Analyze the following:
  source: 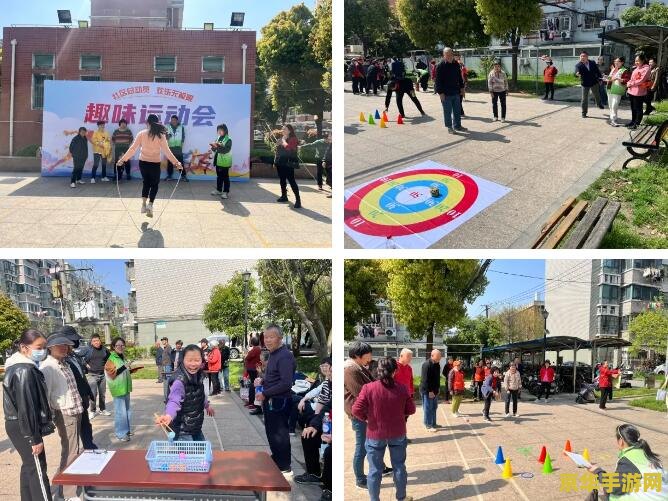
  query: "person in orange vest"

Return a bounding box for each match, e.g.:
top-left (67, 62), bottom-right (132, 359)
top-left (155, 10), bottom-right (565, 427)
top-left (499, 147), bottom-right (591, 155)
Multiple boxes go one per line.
top-left (448, 360), bottom-right (466, 417)
top-left (598, 360), bottom-right (619, 410)
top-left (542, 58), bottom-right (558, 100)
top-left (483, 359), bottom-right (492, 379)
top-left (537, 360), bottom-right (555, 403)
top-left (472, 359), bottom-right (485, 402)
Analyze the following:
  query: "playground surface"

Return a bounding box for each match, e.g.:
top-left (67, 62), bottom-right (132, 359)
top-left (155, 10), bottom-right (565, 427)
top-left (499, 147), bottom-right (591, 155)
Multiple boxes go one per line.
top-left (343, 392), bottom-right (668, 500)
top-left (0, 174), bottom-right (331, 248)
top-left (0, 379), bottom-right (321, 501)
top-left (344, 84), bottom-right (633, 249)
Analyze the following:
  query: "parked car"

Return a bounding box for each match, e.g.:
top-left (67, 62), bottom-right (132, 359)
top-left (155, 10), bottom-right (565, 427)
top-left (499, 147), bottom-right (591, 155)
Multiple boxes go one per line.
top-left (206, 334), bottom-right (241, 360)
top-left (654, 364), bottom-right (666, 375)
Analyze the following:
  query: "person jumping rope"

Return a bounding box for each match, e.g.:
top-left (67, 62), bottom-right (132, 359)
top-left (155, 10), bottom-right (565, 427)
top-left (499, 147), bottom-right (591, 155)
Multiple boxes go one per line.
top-left (116, 114), bottom-right (183, 218)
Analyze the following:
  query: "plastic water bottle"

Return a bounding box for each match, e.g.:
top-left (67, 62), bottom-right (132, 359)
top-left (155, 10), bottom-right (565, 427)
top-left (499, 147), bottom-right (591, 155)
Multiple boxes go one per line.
top-left (254, 385), bottom-right (263, 406)
top-left (322, 411), bottom-right (331, 434)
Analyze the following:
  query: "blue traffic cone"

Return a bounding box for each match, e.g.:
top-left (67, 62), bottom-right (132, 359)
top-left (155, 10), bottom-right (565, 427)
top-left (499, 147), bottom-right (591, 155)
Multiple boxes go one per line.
top-left (374, 109), bottom-right (381, 120)
top-left (495, 446), bottom-right (505, 465)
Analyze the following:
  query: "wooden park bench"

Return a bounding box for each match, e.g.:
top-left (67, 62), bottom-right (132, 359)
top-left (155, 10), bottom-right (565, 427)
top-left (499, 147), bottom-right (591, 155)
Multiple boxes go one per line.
top-left (532, 196), bottom-right (620, 249)
top-left (621, 120), bottom-right (668, 169)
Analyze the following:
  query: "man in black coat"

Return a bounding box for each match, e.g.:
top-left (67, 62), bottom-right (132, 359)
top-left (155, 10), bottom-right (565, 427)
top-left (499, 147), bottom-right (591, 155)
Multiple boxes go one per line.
top-left (68, 127), bottom-right (88, 187)
top-left (420, 349), bottom-right (442, 432)
top-left (434, 47), bottom-right (466, 133)
top-left (575, 51), bottom-right (603, 117)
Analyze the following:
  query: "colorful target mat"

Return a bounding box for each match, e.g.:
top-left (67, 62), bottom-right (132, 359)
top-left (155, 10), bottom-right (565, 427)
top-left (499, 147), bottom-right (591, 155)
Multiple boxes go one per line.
top-left (344, 160), bottom-right (511, 249)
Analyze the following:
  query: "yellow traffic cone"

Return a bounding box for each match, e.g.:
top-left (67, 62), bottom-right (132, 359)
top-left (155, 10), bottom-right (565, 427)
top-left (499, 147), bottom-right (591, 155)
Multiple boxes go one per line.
top-left (359, 112), bottom-right (365, 123)
top-left (582, 449), bottom-right (591, 463)
top-left (502, 458), bottom-right (512, 479)
top-left (380, 119), bottom-right (387, 128)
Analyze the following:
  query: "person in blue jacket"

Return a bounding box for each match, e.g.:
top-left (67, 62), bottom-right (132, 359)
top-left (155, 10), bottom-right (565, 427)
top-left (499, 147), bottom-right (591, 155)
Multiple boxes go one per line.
top-left (481, 366), bottom-right (501, 422)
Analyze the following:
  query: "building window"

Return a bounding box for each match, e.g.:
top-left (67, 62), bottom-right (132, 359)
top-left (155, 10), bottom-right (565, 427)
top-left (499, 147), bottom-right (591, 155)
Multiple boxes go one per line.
top-left (155, 56), bottom-right (177, 72)
top-left (81, 75), bottom-right (101, 81)
top-left (550, 48), bottom-right (573, 57)
top-left (154, 76), bottom-right (175, 83)
top-left (80, 55), bottom-right (102, 70)
top-left (599, 284), bottom-right (619, 302)
top-left (583, 11), bottom-right (604, 30)
top-left (202, 56), bottom-right (224, 72)
top-left (32, 74), bottom-right (54, 109)
top-left (602, 259), bottom-right (621, 273)
top-left (33, 54), bottom-right (54, 69)
top-left (623, 285), bottom-right (660, 301)
top-left (202, 78), bottom-right (223, 84)
top-left (598, 315), bottom-right (619, 335)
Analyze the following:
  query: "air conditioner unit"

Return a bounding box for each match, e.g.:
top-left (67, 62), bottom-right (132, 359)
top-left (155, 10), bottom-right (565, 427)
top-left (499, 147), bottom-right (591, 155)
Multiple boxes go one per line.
top-left (385, 328), bottom-right (395, 337)
top-left (561, 31), bottom-right (571, 39)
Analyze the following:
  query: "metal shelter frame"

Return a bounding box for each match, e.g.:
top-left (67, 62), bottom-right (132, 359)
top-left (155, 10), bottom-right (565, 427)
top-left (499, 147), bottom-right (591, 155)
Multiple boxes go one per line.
top-left (482, 335), bottom-right (631, 393)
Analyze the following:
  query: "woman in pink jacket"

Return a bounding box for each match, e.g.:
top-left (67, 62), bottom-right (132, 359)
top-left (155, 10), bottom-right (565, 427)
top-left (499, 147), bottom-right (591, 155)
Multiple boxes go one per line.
top-left (117, 114), bottom-right (183, 218)
top-left (626, 53), bottom-right (651, 129)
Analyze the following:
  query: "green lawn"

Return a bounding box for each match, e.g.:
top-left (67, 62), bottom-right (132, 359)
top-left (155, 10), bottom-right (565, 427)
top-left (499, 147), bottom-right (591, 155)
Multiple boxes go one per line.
top-left (131, 356), bottom-right (322, 389)
top-left (578, 163), bottom-right (668, 248)
top-left (609, 387), bottom-right (656, 399)
top-left (629, 395), bottom-right (667, 413)
top-left (467, 73), bottom-right (580, 96)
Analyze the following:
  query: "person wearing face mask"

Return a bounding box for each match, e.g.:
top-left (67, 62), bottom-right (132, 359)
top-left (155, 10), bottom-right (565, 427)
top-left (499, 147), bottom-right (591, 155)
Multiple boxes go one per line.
top-left (39, 333), bottom-right (84, 501)
top-left (155, 345), bottom-right (215, 441)
top-left (3, 329), bottom-right (55, 501)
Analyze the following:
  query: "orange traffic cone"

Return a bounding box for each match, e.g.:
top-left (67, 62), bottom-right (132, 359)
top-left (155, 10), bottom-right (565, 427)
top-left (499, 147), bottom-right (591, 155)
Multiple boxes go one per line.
top-left (382, 111), bottom-right (389, 122)
top-left (502, 458), bottom-right (512, 479)
top-left (538, 446), bottom-right (547, 464)
top-left (359, 112), bottom-right (365, 122)
top-left (563, 440), bottom-right (572, 456)
top-left (397, 115), bottom-right (404, 125)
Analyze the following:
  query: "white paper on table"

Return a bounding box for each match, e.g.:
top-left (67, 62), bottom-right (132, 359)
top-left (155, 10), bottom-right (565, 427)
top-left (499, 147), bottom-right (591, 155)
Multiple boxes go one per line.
top-left (64, 450), bottom-right (115, 475)
top-left (565, 451), bottom-right (592, 469)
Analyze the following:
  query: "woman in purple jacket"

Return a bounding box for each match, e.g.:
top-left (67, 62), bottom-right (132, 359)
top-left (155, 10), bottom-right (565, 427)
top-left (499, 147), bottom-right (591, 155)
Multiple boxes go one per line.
top-left (352, 357), bottom-right (416, 501)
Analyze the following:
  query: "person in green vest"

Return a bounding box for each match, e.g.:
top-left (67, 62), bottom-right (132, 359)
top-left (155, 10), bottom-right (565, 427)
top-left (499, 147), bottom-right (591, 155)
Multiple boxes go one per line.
top-left (104, 337), bottom-right (140, 442)
top-left (210, 124), bottom-right (233, 199)
top-left (165, 115), bottom-right (188, 182)
top-left (586, 424), bottom-right (667, 500)
top-left (607, 56), bottom-right (631, 127)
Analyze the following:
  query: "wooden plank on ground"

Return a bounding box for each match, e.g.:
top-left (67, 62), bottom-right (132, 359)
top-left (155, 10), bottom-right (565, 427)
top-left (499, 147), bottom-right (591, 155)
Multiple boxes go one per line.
top-left (583, 201), bottom-right (621, 249)
top-left (563, 197), bottom-right (608, 248)
top-left (539, 200), bottom-right (588, 249)
top-left (531, 197), bottom-right (576, 249)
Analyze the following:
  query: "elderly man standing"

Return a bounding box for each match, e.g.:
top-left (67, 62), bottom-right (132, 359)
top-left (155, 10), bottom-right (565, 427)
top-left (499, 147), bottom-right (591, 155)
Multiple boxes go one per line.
top-left (420, 349), bottom-right (442, 432)
top-left (394, 348), bottom-right (415, 442)
top-left (435, 47), bottom-right (467, 134)
top-left (255, 324), bottom-right (296, 474)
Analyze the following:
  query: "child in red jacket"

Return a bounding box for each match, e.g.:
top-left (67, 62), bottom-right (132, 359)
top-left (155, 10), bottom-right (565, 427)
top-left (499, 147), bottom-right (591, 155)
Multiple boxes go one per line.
top-left (537, 360), bottom-right (555, 403)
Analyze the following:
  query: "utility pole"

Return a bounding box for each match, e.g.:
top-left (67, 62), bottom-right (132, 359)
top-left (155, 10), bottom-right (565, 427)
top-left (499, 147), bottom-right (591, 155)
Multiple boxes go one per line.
top-left (484, 304), bottom-right (490, 319)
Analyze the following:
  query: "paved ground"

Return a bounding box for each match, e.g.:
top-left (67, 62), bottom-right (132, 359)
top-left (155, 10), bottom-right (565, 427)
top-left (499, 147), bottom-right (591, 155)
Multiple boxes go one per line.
top-left (0, 379), bottom-right (322, 500)
top-left (344, 84), bottom-right (633, 248)
top-left (0, 175), bottom-right (331, 248)
top-left (344, 392), bottom-right (668, 500)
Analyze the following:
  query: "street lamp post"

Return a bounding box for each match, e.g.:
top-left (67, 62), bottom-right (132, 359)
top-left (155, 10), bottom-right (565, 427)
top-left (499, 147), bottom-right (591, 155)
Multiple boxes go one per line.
top-left (601, 0), bottom-right (612, 61)
top-left (542, 306), bottom-right (549, 363)
top-left (242, 271), bottom-right (251, 352)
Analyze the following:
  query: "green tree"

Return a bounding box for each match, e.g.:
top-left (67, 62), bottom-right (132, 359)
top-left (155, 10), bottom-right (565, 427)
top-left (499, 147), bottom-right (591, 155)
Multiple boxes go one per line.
top-left (621, 3), bottom-right (668, 27)
top-left (380, 260), bottom-right (489, 354)
top-left (254, 65), bottom-right (280, 127)
top-left (628, 310), bottom-right (668, 358)
top-left (396, 0), bottom-right (488, 51)
top-left (454, 316), bottom-right (503, 348)
top-left (257, 260), bottom-right (331, 357)
top-left (367, 14), bottom-right (415, 58)
top-left (202, 273), bottom-right (263, 345)
top-left (475, 0), bottom-right (542, 88)
top-left (344, 0), bottom-right (392, 56)
top-left (344, 260), bottom-right (387, 340)
top-left (0, 293), bottom-right (30, 353)
top-left (257, 4), bottom-right (327, 132)
top-left (310, 0), bottom-right (332, 91)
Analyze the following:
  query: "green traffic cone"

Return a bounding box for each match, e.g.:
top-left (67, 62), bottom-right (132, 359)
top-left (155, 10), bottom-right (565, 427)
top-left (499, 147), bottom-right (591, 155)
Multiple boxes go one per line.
top-left (368, 114), bottom-right (375, 125)
top-left (542, 453), bottom-right (554, 474)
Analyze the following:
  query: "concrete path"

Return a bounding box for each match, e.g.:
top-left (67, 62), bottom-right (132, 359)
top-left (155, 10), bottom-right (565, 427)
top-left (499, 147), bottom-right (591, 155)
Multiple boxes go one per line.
top-left (0, 379), bottom-right (322, 500)
top-left (344, 392), bottom-right (668, 500)
top-left (0, 175), bottom-right (331, 248)
top-left (344, 84), bottom-right (632, 248)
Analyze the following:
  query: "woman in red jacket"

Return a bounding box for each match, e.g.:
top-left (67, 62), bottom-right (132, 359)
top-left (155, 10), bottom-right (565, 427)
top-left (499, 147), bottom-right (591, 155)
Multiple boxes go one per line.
top-left (352, 357), bottom-right (416, 501)
top-left (597, 360), bottom-right (619, 410)
top-left (245, 337), bottom-right (262, 412)
top-left (207, 342), bottom-right (222, 396)
top-left (537, 360), bottom-right (555, 403)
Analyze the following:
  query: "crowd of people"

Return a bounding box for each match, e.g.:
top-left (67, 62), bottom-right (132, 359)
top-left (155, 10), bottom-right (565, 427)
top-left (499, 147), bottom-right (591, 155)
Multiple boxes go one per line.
top-left (3, 325), bottom-right (331, 501)
top-left (345, 341), bottom-right (668, 500)
top-left (349, 47), bottom-right (663, 135)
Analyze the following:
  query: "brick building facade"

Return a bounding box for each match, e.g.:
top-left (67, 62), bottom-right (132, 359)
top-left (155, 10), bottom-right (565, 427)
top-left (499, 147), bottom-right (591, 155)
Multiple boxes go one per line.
top-left (0, 26), bottom-right (256, 156)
